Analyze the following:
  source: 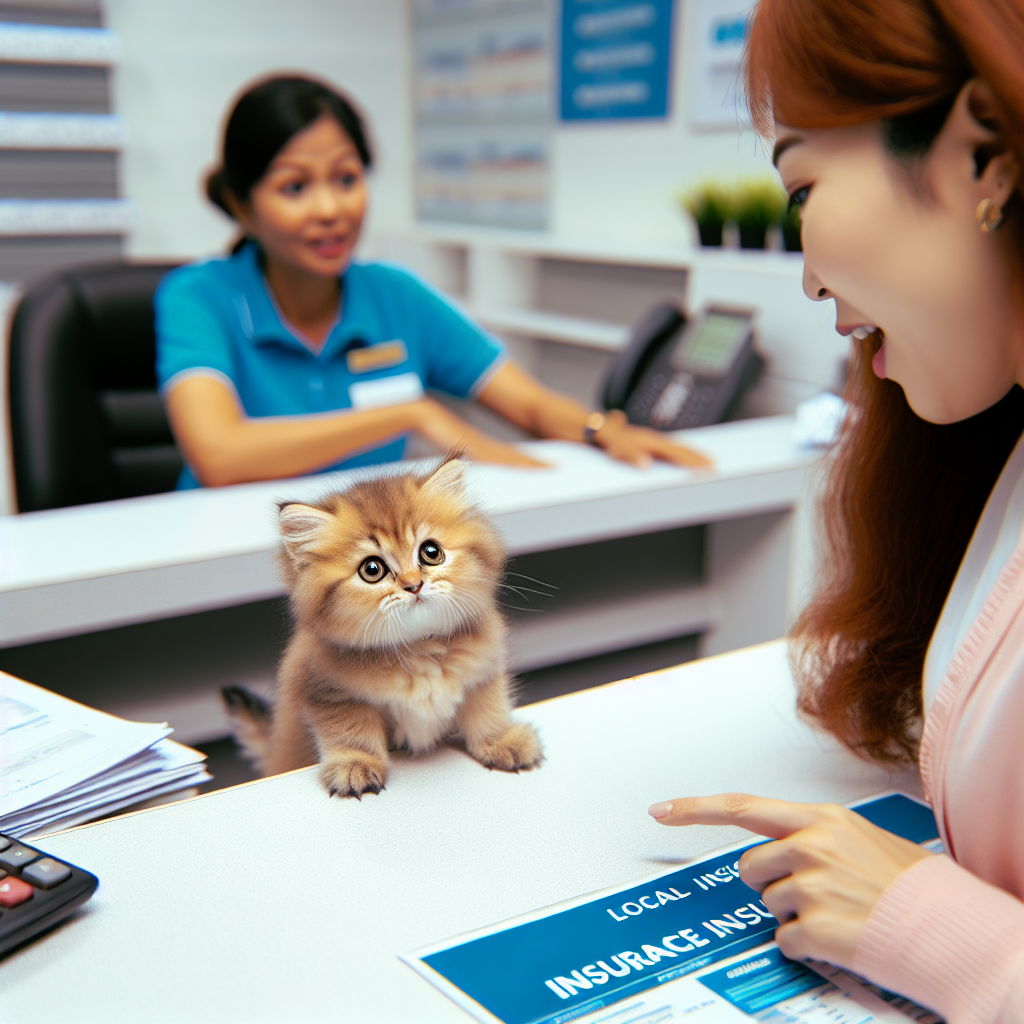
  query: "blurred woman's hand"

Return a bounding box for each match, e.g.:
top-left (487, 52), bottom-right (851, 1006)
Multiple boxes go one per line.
top-left (647, 793), bottom-right (932, 967)
top-left (477, 363), bottom-right (713, 469)
top-left (414, 398), bottom-right (548, 468)
top-left (594, 413), bottom-right (713, 469)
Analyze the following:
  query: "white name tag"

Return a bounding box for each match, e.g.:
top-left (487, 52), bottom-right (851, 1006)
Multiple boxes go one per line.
top-left (348, 371), bottom-right (425, 410)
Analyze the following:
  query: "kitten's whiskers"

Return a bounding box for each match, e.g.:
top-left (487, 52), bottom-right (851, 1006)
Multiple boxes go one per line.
top-left (499, 582), bottom-right (553, 600)
top-left (506, 571), bottom-right (559, 591)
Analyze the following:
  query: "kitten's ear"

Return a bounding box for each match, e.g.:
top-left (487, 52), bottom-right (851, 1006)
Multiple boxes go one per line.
top-left (420, 458), bottom-right (468, 501)
top-left (278, 503), bottom-right (333, 559)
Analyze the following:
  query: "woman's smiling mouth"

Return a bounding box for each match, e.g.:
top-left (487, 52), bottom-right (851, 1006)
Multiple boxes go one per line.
top-left (308, 236), bottom-right (348, 259)
top-left (836, 322), bottom-right (882, 339)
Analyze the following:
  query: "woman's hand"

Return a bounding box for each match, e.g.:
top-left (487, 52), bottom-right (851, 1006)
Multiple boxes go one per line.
top-left (165, 379), bottom-right (544, 485)
top-left (477, 364), bottom-right (713, 469)
top-left (594, 414), bottom-right (713, 469)
top-left (648, 793), bottom-right (933, 967)
top-left (413, 398), bottom-right (548, 468)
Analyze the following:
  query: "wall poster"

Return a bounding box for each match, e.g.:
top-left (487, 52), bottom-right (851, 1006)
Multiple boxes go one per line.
top-left (559, 0), bottom-right (675, 122)
top-left (412, 0), bottom-right (553, 230)
top-left (687, 0), bottom-right (755, 130)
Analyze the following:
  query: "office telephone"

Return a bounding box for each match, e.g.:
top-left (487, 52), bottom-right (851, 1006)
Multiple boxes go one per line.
top-left (601, 304), bottom-right (764, 430)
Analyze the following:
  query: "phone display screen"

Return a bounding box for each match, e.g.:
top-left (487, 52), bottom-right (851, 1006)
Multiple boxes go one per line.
top-left (676, 313), bottom-right (751, 376)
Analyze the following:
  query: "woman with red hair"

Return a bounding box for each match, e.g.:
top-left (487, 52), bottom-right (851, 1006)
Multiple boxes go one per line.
top-left (649, 1), bottom-right (1023, 1019)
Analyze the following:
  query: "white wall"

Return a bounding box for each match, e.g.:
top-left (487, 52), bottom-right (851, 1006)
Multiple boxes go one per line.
top-left (107, 0), bottom-right (773, 261)
top-left (105, 0), bottom-right (413, 261)
top-left (549, 0), bottom-right (771, 248)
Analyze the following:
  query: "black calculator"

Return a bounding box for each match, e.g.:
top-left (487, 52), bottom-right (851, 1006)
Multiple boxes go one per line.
top-left (0, 833), bottom-right (98, 957)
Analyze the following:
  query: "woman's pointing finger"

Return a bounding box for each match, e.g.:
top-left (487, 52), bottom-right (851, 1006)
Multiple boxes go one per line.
top-left (647, 793), bottom-right (828, 839)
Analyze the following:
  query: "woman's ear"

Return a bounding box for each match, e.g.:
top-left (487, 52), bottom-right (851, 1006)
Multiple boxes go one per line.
top-left (940, 79), bottom-right (1020, 213)
top-left (967, 81), bottom-right (1020, 203)
top-left (278, 503), bottom-right (333, 560)
top-left (224, 189), bottom-right (257, 236)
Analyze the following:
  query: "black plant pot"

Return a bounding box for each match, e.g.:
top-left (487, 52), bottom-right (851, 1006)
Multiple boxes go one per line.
top-left (697, 221), bottom-right (723, 246)
top-left (738, 223), bottom-right (767, 249)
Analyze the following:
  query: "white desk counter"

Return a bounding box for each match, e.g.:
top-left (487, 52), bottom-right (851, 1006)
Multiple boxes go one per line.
top-left (0, 642), bottom-right (920, 1024)
top-left (0, 417), bottom-right (816, 656)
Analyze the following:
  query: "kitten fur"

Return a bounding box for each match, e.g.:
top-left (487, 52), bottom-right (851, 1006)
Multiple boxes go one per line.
top-left (223, 456), bottom-right (543, 798)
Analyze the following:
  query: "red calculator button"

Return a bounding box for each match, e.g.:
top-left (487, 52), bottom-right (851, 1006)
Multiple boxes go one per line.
top-left (0, 876), bottom-right (34, 909)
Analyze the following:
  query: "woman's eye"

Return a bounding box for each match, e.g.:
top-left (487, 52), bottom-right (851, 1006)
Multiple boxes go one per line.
top-left (419, 541), bottom-right (445, 566)
top-left (280, 180), bottom-right (306, 196)
top-left (358, 557), bottom-right (390, 583)
top-left (787, 185), bottom-right (810, 215)
top-left (336, 172), bottom-right (358, 188)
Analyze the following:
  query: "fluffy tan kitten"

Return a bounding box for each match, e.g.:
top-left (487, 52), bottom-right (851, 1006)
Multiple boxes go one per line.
top-left (223, 456), bottom-right (542, 798)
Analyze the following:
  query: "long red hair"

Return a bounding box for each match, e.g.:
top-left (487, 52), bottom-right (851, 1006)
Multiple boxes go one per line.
top-left (746, 0), bottom-right (1024, 762)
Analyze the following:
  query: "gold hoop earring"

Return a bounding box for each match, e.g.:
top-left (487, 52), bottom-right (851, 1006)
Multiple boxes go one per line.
top-left (976, 198), bottom-right (1004, 232)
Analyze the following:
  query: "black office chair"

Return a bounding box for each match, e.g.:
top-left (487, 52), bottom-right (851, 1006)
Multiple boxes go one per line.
top-left (9, 262), bottom-right (183, 512)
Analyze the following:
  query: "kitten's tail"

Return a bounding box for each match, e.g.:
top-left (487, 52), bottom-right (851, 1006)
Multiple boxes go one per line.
top-left (221, 686), bottom-right (273, 769)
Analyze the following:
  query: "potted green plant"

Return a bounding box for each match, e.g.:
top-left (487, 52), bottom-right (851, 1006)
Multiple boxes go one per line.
top-left (733, 177), bottom-right (787, 249)
top-left (679, 181), bottom-right (735, 247)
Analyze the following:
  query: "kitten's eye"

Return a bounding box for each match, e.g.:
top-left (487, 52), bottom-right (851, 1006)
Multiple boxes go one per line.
top-left (419, 540), bottom-right (445, 566)
top-left (358, 557), bottom-right (390, 583)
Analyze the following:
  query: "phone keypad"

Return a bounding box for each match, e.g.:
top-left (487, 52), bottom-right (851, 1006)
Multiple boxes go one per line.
top-left (630, 370), bottom-right (720, 431)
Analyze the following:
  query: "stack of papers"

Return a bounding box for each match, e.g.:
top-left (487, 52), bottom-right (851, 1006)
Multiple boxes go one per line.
top-left (1, 672), bottom-right (211, 838)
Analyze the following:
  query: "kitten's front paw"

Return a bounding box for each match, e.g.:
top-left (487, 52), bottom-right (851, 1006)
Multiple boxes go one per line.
top-left (470, 721), bottom-right (543, 773)
top-left (320, 752), bottom-right (388, 799)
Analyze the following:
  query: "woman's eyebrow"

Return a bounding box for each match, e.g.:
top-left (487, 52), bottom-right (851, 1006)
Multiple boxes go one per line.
top-left (273, 149), bottom-right (359, 172)
top-left (772, 135), bottom-right (803, 167)
top-left (268, 158), bottom-right (313, 173)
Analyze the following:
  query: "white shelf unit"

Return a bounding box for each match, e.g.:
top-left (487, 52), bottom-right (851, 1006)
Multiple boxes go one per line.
top-left (0, 110), bottom-right (126, 148)
top-left (0, 2), bottom-right (130, 515)
top-left (364, 226), bottom-right (849, 419)
top-left (471, 305), bottom-right (629, 352)
top-left (0, 7), bottom-right (126, 252)
top-left (0, 196), bottom-right (137, 233)
top-left (0, 21), bottom-right (118, 64)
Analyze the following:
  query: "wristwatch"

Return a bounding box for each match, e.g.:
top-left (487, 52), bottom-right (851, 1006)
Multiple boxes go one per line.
top-left (583, 410), bottom-right (625, 446)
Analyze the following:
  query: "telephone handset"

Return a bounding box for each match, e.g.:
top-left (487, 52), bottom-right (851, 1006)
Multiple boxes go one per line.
top-left (601, 303), bottom-right (764, 430)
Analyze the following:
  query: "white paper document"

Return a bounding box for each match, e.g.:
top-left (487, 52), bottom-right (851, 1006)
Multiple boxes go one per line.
top-left (1, 673), bottom-right (211, 837)
top-left (403, 793), bottom-right (943, 1024)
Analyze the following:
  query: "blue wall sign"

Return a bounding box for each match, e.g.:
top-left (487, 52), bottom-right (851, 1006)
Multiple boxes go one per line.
top-left (559, 0), bottom-right (675, 121)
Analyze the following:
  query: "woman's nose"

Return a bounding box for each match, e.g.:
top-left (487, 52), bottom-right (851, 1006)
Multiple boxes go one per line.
top-left (311, 182), bottom-right (344, 221)
top-left (803, 263), bottom-right (830, 301)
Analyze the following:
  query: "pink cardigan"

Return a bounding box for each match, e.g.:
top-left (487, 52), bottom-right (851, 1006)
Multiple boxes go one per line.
top-left (853, 524), bottom-right (1024, 1022)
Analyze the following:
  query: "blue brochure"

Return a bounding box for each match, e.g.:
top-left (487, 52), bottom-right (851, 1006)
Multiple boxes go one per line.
top-left (402, 792), bottom-right (943, 1024)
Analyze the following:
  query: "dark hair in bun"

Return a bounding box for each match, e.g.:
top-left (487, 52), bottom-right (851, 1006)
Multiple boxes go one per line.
top-left (205, 74), bottom-right (373, 218)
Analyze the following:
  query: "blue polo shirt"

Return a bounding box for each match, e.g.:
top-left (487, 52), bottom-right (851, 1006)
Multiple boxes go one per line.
top-left (155, 243), bottom-right (506, 488)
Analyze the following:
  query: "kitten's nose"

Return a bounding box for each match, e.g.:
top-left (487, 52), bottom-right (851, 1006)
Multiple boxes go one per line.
top-left (400, 577), bottom-right (423, 594)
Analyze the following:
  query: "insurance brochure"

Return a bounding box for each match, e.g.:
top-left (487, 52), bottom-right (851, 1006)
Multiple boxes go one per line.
top-left (402, 792), bottom-right (944, 1024)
